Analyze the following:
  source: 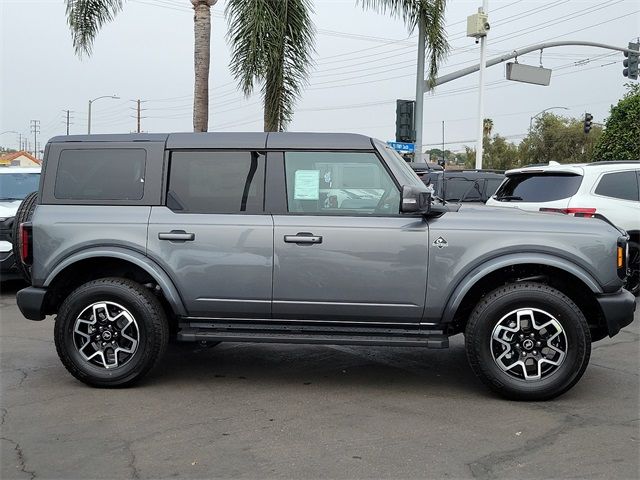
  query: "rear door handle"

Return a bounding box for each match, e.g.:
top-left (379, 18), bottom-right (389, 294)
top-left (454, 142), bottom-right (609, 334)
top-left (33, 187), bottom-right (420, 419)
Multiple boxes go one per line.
top-left (284, 232), bottom-right (323, 244)
top-left (158, 230), bottom-right (195, 242)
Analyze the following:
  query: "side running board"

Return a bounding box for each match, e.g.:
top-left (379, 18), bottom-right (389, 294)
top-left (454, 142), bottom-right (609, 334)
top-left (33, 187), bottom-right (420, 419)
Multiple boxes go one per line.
top-left (176, 320), bottom-right (449, 349)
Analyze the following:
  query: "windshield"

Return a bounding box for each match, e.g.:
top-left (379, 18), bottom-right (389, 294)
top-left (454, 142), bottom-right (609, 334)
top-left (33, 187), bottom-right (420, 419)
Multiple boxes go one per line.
top-left (0, 173), bottom-right (40, 200)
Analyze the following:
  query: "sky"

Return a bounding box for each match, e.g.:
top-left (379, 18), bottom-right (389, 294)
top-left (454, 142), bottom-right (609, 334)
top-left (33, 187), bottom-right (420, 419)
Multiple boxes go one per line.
top-left (1, 0), bottom-right (639, 154)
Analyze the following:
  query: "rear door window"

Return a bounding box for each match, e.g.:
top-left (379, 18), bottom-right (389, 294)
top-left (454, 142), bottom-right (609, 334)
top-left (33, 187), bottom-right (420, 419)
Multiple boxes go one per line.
top-left (494, 173), bottom-right (582, 202)
top-left (594, 171), bottom-right (639, 201)
top-left (167, 151), bottom-right (265, 213)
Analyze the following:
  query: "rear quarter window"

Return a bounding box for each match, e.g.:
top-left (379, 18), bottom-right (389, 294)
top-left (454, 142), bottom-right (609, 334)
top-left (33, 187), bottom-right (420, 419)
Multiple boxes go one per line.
top-left (54, 149), bottom-right (146, 200)
top-left (494, 173), bottom-right (582, 202)
top-left (594, 171), bottom-right (639, 201)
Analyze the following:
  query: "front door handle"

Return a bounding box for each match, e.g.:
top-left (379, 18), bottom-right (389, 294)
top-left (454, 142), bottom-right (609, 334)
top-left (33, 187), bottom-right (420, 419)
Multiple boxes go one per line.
top-left (158, 230), bottom-right (195, 242)
top-left (284, 232), bottom-right (323, 245)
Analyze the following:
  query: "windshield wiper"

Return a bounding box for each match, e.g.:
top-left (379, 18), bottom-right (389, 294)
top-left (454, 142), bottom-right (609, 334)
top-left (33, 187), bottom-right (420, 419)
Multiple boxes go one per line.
top-left (495, 195), bottom-right (523, 201)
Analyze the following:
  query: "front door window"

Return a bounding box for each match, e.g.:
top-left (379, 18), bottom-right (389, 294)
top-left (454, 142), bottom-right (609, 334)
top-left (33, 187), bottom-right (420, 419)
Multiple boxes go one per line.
top-left (284, 151), bottom-right (400, 215)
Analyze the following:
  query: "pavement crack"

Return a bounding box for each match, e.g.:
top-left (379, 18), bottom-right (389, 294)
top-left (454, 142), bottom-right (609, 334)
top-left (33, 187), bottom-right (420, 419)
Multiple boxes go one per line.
top-left (1, 437), bottom-right (37, 480)
top-left (467, 414), bottom-right (584, 480)
top-left (591, 361), bottom-right (639, 377)
top-left (123, 440), bottom-right (141, 479)
top-left (1, 407), bottom-right (7, 426)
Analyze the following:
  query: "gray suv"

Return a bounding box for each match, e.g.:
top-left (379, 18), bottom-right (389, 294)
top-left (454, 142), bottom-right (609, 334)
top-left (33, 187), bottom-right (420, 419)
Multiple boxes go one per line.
top-left (16, 133), bottom-right (636, 400)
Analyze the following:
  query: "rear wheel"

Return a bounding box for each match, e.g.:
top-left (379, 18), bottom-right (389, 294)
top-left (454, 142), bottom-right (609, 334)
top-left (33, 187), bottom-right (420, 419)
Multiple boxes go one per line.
top-left (11, 191), bottom-right (38, 283)
top-left (465, 282), bottom-right (591, 401)
top-left (54, 278), bottom-right (169, 387)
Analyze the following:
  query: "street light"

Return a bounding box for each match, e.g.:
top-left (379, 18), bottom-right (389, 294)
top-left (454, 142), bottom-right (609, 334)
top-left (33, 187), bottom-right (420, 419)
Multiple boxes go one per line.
top-left (87, 95), bottom-right (120, 134)
top-left (529, 106), bottom-right (569, 132)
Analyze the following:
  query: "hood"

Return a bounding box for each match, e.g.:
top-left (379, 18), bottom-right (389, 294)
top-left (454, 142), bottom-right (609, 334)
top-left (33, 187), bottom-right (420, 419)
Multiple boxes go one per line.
top-left (0, 200), bottom-right (22, 219)
top-left (453, 202), bottom-right (624, 236)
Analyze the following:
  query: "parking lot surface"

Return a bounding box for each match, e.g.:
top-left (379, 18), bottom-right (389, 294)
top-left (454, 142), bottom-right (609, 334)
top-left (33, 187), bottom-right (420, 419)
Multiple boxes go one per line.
top-left (1, 280), bottom-right (638, 480)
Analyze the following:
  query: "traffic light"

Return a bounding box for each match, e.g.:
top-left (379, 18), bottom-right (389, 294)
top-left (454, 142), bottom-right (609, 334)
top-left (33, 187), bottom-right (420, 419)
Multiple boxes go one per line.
top-left (623, 42), bottom-right (639, 80)
top-left (583, 113), bottom-right (593, 134)
top-left (395, 100), bottom-right (416, 143)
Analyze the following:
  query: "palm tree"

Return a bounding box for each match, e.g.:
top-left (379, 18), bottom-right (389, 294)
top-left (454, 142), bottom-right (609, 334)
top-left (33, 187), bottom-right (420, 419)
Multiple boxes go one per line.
top-left (64, 0), bottom-right (216, 132)
top-left (226, 0), bottom-right (315, 132)
top-left (359, 0), bottom-right (449, 88)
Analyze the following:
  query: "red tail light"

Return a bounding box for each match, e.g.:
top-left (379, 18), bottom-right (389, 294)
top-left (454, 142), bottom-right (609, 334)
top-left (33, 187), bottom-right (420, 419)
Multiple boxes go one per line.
top-left (19, 223), bottom-right (32, 264)
top-left (539, 207), bottom-right (597, 218)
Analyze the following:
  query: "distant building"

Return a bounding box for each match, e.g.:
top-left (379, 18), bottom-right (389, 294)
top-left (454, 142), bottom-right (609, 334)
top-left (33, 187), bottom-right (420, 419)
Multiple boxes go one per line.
top-left (0, 151), bottom-right (41, 167)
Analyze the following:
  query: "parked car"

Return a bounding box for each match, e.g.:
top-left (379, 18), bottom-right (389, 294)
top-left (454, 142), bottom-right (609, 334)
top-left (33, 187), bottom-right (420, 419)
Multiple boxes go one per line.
top-left (15, 133), bottom-right (635, 400)
top-left (411, 166), bottom-right (504, 203)
top-left (0, 166), bottom-right (40, 280)
top-left (486, 161), bottom-right (640, 294)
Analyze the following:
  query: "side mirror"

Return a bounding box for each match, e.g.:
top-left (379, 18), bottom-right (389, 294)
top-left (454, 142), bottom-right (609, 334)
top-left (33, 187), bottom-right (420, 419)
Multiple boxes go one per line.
top-left (401, 185), bottom-right (432, 214)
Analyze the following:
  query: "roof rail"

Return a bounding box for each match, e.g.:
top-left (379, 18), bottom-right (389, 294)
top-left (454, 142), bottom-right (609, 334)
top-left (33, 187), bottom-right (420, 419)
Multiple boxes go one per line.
top-left (584, 160), bottom-right (640, 166)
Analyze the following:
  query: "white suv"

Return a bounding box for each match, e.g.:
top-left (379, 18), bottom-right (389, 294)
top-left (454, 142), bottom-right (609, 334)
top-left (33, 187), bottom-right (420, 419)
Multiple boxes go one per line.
top-left (0, 167), bottom-right (41, 279)
top-left (486, 161), bottom-right (640, 294)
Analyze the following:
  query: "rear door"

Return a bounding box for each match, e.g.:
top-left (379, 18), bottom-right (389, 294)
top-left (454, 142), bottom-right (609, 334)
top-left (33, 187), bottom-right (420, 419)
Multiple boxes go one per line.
top-left (587, 169), bottom-right (640, 230)
top-left (271, 150), bottom-right (429, 324)
top-left (147, 150), bottom-right (273, 318)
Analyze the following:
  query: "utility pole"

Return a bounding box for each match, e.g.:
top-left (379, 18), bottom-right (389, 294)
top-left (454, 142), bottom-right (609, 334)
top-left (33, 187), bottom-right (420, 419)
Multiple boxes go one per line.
top-left (475, 0), bottom-right (489, 169)
top-left (63, 110), bottom-right (74, 135)
top-left (130, 99), bottom-right (147, 133)
top-left (441, 121), bottom-right (445, 168)
top-left (414, 20), bottom-right (426, 161)
top-left (18, 133), bottom-right (23, 151)
top-left (30, 120), bottom-right (40, 159)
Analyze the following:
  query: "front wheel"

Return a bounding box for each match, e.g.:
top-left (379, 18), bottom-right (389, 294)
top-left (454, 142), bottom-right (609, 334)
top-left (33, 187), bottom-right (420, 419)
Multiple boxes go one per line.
top-left (465, 282), bottom-right (591, 401)
top-left (54, 278), bottom-right (169, 387)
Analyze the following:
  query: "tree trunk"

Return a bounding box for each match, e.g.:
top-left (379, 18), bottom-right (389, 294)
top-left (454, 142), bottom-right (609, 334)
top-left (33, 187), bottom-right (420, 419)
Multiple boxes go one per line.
top-left (192, 0), bottom-right (216, 132)
top-left (263, 76), bottom-right (281, 132)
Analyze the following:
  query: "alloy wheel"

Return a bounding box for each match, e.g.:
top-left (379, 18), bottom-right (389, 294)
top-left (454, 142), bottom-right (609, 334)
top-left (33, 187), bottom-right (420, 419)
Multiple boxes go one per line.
top-left (490, 308), bottom-right (568, 381)
top-left (72, 301), bottom-right (139, 369)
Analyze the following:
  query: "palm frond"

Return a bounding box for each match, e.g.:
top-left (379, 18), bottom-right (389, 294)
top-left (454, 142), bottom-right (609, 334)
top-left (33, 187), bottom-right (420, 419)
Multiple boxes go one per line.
top-left (65, 0), bottom-right (124, 57)
top-left (358, 0), bottom-right (449, 88)
top-left (226, 0), bottom-right (315, 131)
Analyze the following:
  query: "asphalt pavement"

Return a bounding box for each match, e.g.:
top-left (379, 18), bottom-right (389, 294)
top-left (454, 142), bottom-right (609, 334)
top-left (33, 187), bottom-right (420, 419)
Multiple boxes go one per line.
top-left (1, 280), bottom-right (638, 479)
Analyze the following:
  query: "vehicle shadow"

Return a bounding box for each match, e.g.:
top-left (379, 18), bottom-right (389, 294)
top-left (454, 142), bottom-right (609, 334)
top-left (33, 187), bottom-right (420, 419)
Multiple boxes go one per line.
top-left (148, 338), bottom-right (490, 397)
top-left (0, 279), bottom-right (27, 296)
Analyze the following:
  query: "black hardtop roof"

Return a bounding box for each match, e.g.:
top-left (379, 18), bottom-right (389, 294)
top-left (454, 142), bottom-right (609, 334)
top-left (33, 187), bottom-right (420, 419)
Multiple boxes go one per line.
top-left (49, 132), bottom-right (375, 150)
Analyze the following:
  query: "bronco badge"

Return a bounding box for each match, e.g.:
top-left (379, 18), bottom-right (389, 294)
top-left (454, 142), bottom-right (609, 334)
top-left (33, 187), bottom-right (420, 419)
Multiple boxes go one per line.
top-left (433, 236), bottom-right (448, 249)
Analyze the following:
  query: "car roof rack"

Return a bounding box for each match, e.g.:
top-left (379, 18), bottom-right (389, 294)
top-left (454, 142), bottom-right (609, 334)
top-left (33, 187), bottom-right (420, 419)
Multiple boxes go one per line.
top-left (584, 160), bottom-right (640, 166)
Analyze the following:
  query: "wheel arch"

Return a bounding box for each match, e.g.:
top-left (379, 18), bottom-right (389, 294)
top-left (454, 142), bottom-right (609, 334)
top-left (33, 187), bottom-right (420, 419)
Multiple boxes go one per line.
top-left (443, 254), bottom-right (607, 340)
top-left (43, 247), bottom-right (187, 317)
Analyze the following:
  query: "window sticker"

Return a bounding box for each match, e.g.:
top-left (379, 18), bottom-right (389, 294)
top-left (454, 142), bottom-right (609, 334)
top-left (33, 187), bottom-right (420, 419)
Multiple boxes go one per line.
top-left (294, 170), bottom-right (320, 200)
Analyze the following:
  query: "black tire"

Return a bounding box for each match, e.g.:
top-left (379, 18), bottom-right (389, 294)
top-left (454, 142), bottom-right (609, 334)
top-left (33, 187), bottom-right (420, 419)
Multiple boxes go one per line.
top-left (11, 191), bottom-right (38, 283)
top-left (625, 240), bottom-right (639, 296)
top-left (465, 282), bottom-right (591, 401)
top-left (54, 278), bottom-right (169, 387)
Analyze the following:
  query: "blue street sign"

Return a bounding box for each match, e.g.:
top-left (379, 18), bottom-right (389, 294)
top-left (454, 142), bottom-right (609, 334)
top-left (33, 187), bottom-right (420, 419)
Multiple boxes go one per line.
top-left (387, 141), bottom-right (415, 153)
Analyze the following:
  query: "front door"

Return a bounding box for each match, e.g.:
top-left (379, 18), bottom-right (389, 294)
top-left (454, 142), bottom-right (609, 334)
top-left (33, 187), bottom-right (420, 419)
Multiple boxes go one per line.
top-left (272, 150), bottom-right (429, 323)
top-left (147, 150), bottom-right (273, 318)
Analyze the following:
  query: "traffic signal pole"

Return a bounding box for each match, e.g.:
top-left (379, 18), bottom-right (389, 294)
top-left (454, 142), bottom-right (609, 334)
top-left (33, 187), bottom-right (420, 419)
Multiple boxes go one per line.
top-left (424, 41), bottom-right (638, 93)
top-left (414, 19), bottom-right (426, 161)
top-left (420, 40), bottom-right (638, 169)
top-left (475, 0), bottom-right (489, 170)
